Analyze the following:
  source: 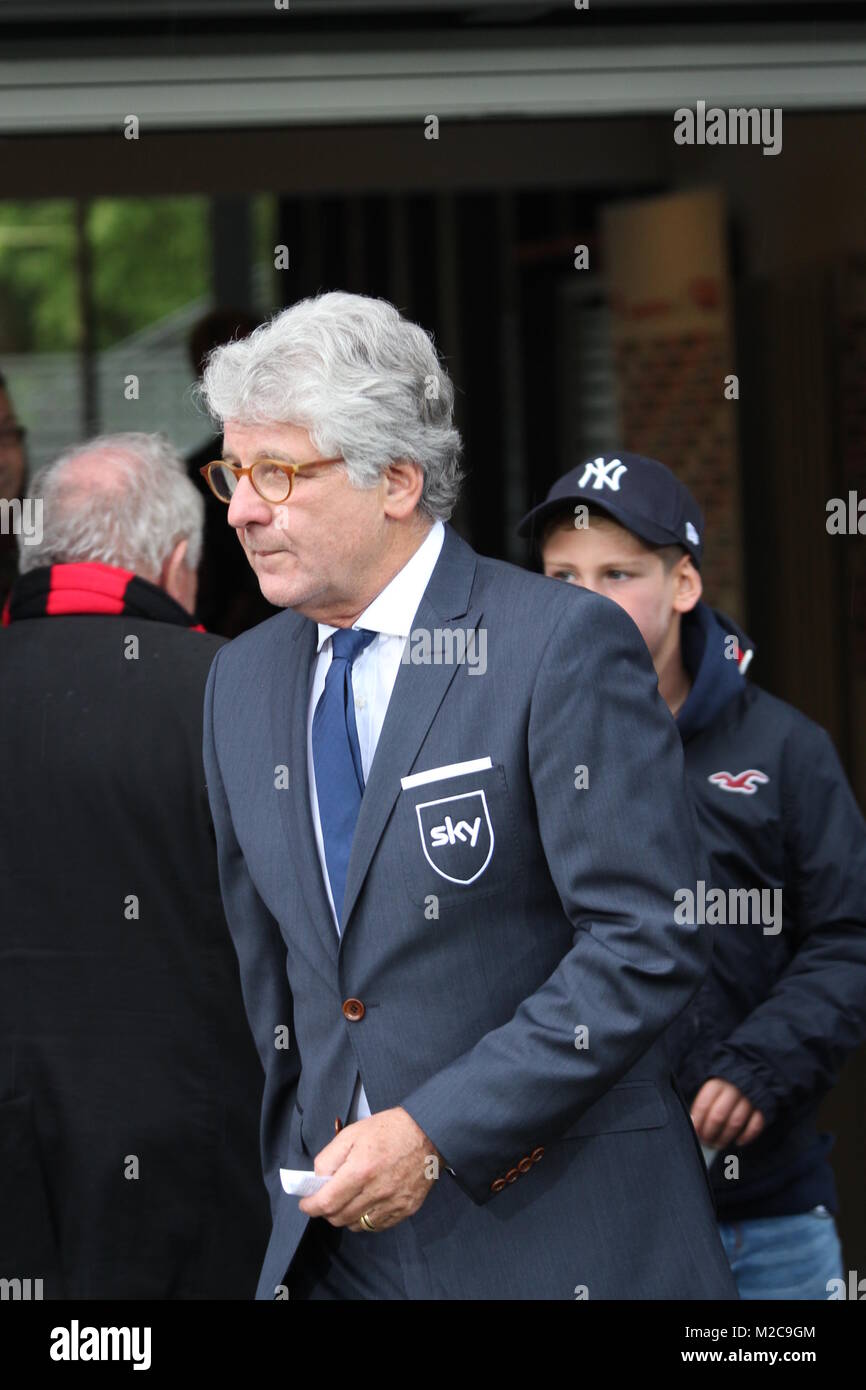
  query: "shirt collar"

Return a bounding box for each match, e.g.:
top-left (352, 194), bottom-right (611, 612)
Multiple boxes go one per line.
top-left (315, 519), bottom-right (445, 653)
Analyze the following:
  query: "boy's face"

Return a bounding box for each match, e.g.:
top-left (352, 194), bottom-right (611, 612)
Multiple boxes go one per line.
top-left (540, 515), bottom-right (700, 665)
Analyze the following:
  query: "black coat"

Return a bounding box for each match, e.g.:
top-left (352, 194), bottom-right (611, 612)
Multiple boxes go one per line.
top-left (0, 602), bottom-right (271, 1298)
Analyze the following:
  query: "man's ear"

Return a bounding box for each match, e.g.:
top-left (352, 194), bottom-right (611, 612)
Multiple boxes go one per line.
top-left (159, 537), bottom-right (197, 612)
top-left (672, 556), bottom-right (702, 615)
top-left (382, 459), bottom-right (425, 520)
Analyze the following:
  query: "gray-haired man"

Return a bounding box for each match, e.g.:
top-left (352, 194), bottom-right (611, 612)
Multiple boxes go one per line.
top-left (200, 291), bottom-right (738, 1301)
top-left (0, 432), bottom-right (270, 1297)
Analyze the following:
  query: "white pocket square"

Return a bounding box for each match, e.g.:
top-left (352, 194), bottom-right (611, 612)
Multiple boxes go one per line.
top-left (401, 756), bottom-right (493, 791)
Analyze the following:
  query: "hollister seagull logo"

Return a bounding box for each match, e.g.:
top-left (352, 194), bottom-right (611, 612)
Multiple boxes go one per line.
top-left (415, 789), bottom-right (494, 885)
top-left (708, 769), bottom-right (769, 795)
top-left (577, 456), bottom-right (627, 492)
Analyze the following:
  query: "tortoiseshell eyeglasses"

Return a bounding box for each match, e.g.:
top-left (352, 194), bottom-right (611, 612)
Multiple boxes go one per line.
top-left (199, 455), bottom-right (344, 505)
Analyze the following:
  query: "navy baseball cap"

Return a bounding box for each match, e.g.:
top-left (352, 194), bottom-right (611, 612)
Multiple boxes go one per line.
top-left (517, 451), bottom-right (704, 569)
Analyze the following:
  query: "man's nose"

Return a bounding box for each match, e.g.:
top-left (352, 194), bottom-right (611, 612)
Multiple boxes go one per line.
top-left (227, 474), bottom-right (272, 530)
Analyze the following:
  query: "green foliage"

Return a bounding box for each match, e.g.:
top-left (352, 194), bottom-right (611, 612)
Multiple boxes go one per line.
top-left (88, 199), bottom-right (209, 348)
top-left (0, 201), bottom-right (77, 352)
top-left (0, 197), bottom-right (209, 352)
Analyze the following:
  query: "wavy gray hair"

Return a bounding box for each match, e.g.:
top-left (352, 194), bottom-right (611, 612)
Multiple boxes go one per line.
top-left (19, 431), bottom-right (203, 579)
top-left (197, 291), bottom-right (464, 521)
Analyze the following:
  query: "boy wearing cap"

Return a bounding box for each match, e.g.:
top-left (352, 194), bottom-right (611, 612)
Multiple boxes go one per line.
top-left (519, 452), bottom-right (866, 1299)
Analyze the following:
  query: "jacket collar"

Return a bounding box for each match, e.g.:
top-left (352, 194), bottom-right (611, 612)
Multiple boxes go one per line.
top-left (677, 601), bottom-right (753, 743)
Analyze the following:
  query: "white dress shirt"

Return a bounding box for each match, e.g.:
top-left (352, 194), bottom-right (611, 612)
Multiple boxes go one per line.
top-left (306, 519), bottom-right (445, 1122)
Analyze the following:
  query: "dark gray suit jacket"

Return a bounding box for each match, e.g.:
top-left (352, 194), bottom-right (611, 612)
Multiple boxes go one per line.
top-left (203, 523), bottom-right (738, 1300)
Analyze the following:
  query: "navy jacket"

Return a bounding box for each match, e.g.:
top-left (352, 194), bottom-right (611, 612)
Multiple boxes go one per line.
top-left (203, 524), bottom-right (738, 1299)
top-left (667, 602), bottom-right (866, 1220)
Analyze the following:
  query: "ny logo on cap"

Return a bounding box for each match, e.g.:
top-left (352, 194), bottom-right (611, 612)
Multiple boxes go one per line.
top-left (577, 457), bottom-right (627, 492)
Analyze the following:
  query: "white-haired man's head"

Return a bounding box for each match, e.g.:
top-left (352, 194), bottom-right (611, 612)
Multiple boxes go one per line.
top-left (20, 432), bottom-right (203, 615)
top-left (197, 291), bottom-right (464, 624)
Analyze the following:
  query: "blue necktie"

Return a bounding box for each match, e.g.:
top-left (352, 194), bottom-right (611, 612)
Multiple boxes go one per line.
top-left (312, 626), bottom-right (377, 932)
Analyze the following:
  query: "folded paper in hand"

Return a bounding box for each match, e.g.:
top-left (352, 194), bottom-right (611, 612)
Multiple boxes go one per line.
top-left (280, 1168), bottom-right (332, 1197)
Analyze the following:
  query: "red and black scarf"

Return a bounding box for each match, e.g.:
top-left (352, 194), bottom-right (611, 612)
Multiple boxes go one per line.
top-left (2, 562), bottom-right (206, 631)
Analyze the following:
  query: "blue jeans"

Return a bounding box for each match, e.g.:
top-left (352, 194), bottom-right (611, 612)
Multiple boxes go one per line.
top-left (719, 1206), bottom-right (844, 1299)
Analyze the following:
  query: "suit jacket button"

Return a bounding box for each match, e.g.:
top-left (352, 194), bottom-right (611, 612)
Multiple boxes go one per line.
top-left (505, 1167), bottom-right (520, 1183)
top-left (530, 1146), bottom-right (545, 1162)
top-left (342, 998), bottom-right (365, 1021)
top-left (490, 1177), bottom-right (507, 1193)
top-left (517, 1156), bottom-right (533, 1173)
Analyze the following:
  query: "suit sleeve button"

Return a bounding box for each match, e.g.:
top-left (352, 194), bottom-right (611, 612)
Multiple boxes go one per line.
top-left (517, 1156), bottom-right (533, 1173)
top-left (530, 1146), bottom-right (545, 1162)
top-left (342, 998), bottom-right (365, 1021)
top-left (505, 1168), bottom-right (520, 1183)
top-left (490, 1178), bottom-right (507, 1193)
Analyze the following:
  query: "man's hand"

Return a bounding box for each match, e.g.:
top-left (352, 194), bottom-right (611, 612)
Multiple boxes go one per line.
top-left (691, 1077), bottom-right (765, 1148)
top-left (297, 1106), bottom-right (441, 1233)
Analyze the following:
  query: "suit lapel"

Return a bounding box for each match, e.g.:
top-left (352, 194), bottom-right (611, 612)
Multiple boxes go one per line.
top-left (271, 615), bottom-right (340, 964)
top-left (340, 524), bottom-right (480, 937)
